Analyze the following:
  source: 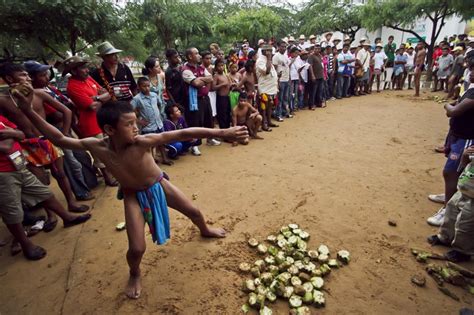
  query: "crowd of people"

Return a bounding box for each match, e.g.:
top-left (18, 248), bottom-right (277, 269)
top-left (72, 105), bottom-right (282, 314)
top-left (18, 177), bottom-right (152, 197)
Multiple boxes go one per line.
top-left (0, 31), bottom-right (473, 299)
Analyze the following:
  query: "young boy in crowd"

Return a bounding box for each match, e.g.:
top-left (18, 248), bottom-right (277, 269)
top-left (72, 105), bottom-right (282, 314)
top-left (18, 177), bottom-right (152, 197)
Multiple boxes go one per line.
top-left (212, 59), bottom-right (232, 129)
top-left (238, 60), bottom-right (257, 106)
top-left (428, 146), bottom-right (474, 262)
top-left (163, 103), bottom-right (201, 157)
top-left (436, 47), bottom-right (454, 92)
top-left (14, 83), bottom-right (248, 299)
top-left (0, 113), bottom-right (91, 261)
top-left (131, 77), bottom-right (173, 166)
top-left (393, 49), bottom-right (407, 90)
top-left (232, 92), bottom-right (263, 145)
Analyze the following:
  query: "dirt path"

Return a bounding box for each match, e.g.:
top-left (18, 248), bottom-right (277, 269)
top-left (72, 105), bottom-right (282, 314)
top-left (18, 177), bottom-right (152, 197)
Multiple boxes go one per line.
top-left (0, 89), bottom-right (473, 314)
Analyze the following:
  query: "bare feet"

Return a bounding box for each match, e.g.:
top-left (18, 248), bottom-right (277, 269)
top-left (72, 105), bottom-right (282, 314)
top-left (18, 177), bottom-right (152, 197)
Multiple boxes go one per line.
top-left (201, 226), bottom-right (226, 238)
top-left (125, 274), bottom-right (142, 299)
top-left (252, 135), bottom-right (264, 140)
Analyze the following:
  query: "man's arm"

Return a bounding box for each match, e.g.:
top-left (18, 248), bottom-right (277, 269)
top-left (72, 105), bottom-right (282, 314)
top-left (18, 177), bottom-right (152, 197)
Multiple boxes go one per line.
top-left (35, 90), bottom-right (72, 135)
top-left (0, 126), bottom-right (24, 141)
top-left (136, 126), bottom-right (248, 148)
top-left (232, 109), bottom-right (238, 127)
top-left (444, 97), bottom-right (474, 117)
top-left (12, 83), bottom-right (95, 151)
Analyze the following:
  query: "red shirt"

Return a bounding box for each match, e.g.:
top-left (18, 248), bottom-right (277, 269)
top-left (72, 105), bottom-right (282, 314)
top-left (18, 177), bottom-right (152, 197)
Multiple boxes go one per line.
top-left (0, 116), bottom-right (22, 172)
top-left (67, 76), bottom-right (102, 137)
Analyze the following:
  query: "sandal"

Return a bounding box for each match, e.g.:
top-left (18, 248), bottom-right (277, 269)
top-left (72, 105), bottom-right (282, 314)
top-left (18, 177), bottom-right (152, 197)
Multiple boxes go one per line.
top-left (105, 178), bottom-right (119, 187)
top-left (445, 250), bottom-right (471, 263)
top-left (64, 213), bottom-right (92, 228)
top-left (69, 204), bottom-right (90, 213)
top-left (43, 219), bottom-right (58, 233)
top-left (23, 245), bottom-right (47, 261)
top-left (268, 123), bottom-right (279, 128)
top-left (427, 234), bottom-right (445, 246)
top-left (262, 126), bottom-right (272, 132)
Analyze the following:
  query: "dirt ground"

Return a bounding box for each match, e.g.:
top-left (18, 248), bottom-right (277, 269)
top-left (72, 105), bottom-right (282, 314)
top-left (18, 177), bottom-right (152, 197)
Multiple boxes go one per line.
top-left (1, 89), bottom-right (473, 314)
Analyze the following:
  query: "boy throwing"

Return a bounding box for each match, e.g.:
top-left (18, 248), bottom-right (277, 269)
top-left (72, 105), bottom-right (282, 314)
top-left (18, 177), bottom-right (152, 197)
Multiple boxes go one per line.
top-left (13, 83), bottom-right (248, 299)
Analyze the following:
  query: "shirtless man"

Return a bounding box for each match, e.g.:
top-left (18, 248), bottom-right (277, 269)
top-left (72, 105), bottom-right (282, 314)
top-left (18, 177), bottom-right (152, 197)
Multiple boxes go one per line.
top-left (414, 42), bottom-right (426, 97)
top-left (0, 63), bottom-right (89, 222)
top-left (15, 83), bottom-right (248, 299)
top-left (238, 60), bottom-right (257, 106)
top-left (232, 92), bottom-right (263, 145)
top-left (212, 60), bottom-right (232, 129)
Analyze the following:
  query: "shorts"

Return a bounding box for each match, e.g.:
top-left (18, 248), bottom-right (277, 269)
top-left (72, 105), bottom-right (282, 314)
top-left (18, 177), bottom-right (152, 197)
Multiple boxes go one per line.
top-left (91, 133), bottom-right (105, 168)
top-left (20, 138), bottom-right (64, 167)
top-left (0, 168), bottom-right (53, 224)
top-left (374, 69), bottom-right (382, 75)
top-left (444, 135), bottom-right (473, 172)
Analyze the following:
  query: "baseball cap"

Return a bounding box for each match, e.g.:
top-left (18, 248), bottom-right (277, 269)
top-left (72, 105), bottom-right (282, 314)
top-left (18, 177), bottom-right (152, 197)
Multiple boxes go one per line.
top-left (23, 61), bottom-right (51, 74)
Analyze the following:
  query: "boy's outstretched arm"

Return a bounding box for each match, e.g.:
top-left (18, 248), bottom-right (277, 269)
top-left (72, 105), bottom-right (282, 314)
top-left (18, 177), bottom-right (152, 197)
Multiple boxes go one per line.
top-left (12, 83), bottom-right (95, 151)
top-left (136, 126), bottom-right (249, 148)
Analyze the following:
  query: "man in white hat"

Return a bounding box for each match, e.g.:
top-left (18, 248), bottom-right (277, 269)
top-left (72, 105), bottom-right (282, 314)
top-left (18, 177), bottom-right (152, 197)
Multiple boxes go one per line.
top-left (309, 35), bottom-right (317, 46)
top-left (355, 40), bottom-right (372, 95)
top-left (256, 45), bottom-right (279, 131)
top-left (298, 35), bottom-right (306, 50)
top-left (90, 41), bottom-right (137, 102)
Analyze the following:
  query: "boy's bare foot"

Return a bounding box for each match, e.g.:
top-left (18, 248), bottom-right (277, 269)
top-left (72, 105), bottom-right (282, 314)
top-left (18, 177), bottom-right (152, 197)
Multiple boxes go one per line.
top-left (201, 226), bottom-right (226, 238)
top-left (125, 274), bottom-right (142, 299)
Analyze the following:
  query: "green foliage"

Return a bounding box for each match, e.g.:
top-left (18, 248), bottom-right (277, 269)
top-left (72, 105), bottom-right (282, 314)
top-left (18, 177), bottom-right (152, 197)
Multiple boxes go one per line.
top-left (213, 8), bottom-right (282, 47)
top-left (299, 0), bottom-right (363, 40)
top-left (0, 0), bottom-right (119, 59)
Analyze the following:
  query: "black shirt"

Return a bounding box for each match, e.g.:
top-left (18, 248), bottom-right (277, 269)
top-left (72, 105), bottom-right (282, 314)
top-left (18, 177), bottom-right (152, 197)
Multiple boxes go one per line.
top-left (90, 63), bottom-right (137, 101)
top-left (450, 87), bottom-right (474, 139)
top-left (165, 65), bottom-right (186, 106)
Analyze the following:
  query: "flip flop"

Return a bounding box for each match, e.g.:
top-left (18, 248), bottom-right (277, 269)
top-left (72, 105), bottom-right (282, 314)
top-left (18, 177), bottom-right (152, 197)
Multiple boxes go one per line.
top-left (262, 127), bottom-right (272, 132)
top-left (427, 234), bottom-right (445, 246)
top-left (11, 241), bottom-right (21, 256)
top-left (268, 123), bottom-right (279, 128)
top-left (64, 213), bottom-right (92, 228)
top-left (105, 179), bottom-right (119, 187)
top-left (43, 219), bottom-right (58, 233)
top-left (69, 204), bottom-right (90, 213)
top-left (23, 245), bottom-right (47, 261)
top-left (445, 250), bottom-right (471, 263)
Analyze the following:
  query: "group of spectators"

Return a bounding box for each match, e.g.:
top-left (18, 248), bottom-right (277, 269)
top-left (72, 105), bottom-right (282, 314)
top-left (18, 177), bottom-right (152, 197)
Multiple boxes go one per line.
top-left (0, 31), bottom-right (473, 262)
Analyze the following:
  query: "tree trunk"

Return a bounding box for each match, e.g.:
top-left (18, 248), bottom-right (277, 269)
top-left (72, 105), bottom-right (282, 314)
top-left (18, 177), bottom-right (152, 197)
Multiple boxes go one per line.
top-left (425, 18), bottom-right (439, 82)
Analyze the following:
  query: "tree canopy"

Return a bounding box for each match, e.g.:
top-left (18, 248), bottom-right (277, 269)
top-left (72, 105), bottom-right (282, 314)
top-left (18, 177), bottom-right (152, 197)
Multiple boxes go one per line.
top-left (0, 0), bottom-right (470, 62)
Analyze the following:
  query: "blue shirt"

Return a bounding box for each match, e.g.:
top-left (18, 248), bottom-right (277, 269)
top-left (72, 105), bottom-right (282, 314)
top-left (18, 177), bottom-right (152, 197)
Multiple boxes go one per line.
top-left (131, 92), bottom-right (163, 132)
top-left (394, 54), bottom-right (407, 76)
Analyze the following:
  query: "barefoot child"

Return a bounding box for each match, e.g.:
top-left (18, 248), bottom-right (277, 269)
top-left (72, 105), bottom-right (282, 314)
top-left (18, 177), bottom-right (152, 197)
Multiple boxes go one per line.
top-left (14, 83), bottom-right (249, 299)
top-left (232, 92), bottom-right (263, 145)
top-left (212, 59), bottom-right (232, 129)
top-left (131, 77), bottom-right (173, 166)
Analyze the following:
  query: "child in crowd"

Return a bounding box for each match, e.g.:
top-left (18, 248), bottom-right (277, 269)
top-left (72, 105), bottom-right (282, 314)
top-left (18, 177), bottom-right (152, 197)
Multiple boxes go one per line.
top-left (436, 47), bottom-right (454, 92)
top-left (213, 59), bottom-right (232, 129)
top-left (15, 83), bottom-right (248, 299)
top-left (228, 63), bottom-right (242, 110)
top-left (232, 92), bottom-right (263, 145)
top-left (393, 49), bottom-right (407, 90)
top-left (163, 103), bottom-right (201, 157)
top-left (131, 77), bottom-right (173, 165)
top-left (0, 113), bottom-right (90, 261)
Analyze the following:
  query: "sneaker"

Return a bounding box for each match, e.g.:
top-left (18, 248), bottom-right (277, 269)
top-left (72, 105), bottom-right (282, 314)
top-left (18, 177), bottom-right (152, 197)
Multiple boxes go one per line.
top-left (286, 114), bottom-right (294, 118)
top-left (191, 146), bottom-right (201, 156)
top-left (426, 207), bottom-right (446, 226)
top-left (330, 97), bottom-right (336, 101)
top-left (206, 138), bottom-right (221, 146)
top-left (277, 116), bottom-right (284, 122)
top-left (428, 193), bottom-right (445, 204)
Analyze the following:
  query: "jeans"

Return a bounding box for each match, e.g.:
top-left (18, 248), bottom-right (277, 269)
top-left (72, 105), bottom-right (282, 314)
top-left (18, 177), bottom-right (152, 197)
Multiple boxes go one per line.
top-left (327, 73), bottom-right (335, 98)
top-left (276, 81), bottom-right (290, 117)
top-left (309, 79), bottom-right (324, 108)
top-left (290, 80), bottom-right (303, 110)
top-left (336, 73), bottom-right (349, 98)
top-left (62, 148), bottom-right (90, 199)
top-left (167, 141), bottom-right (197, 158)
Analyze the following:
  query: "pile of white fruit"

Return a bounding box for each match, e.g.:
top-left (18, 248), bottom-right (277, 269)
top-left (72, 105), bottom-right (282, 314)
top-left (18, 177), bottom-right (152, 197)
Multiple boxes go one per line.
top-left (240, 223), bottom-right (350, 315)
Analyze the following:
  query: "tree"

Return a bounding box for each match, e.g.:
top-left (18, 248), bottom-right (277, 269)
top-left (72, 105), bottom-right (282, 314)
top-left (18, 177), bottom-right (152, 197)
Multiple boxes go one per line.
top-left (362, 0), bottom-right (474, 76)
top-left (298, 0), bottom-right (363, 40)
top-left (0, 0), bottom-right (120, 60)
top-left (213, 8), bottom-right (282, 47)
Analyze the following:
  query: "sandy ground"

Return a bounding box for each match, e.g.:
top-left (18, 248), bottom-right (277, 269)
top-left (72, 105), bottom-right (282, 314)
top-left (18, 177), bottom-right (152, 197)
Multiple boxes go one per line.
top-left (0, 89), bottom-right (473, 314)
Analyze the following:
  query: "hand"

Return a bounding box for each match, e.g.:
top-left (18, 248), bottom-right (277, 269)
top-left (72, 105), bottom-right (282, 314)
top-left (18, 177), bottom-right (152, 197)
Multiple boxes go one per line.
top-left (222, 126), bottom-right (248, 142)
top-left (463, 146), bottom-right (474, 157)
top-left (10, 83), bottom-right (34, 111)
top-left (0, 128), bottom-right (16, 140)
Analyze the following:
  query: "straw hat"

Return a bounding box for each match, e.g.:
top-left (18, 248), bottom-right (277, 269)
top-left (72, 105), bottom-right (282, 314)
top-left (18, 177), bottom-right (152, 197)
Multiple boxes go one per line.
top-left (96, 41), bottom-right (122, 56)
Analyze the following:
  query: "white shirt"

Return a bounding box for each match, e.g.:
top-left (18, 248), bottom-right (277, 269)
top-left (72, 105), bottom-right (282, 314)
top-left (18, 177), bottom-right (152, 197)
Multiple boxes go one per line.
top-left (290, 56), bottom-right (305, 81)
top-left (256, 55), bottom-right (278, 95)
top-left (272, 52), bottom-right (290, 82)
top-left (404, 51), bottom-right (415, 68)
top-left (373, 51), bottom-right (388, 69)
top-left (356, 48), bottom-right (370, 71)
top-left (337, 52), bottom-right (352, 73)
